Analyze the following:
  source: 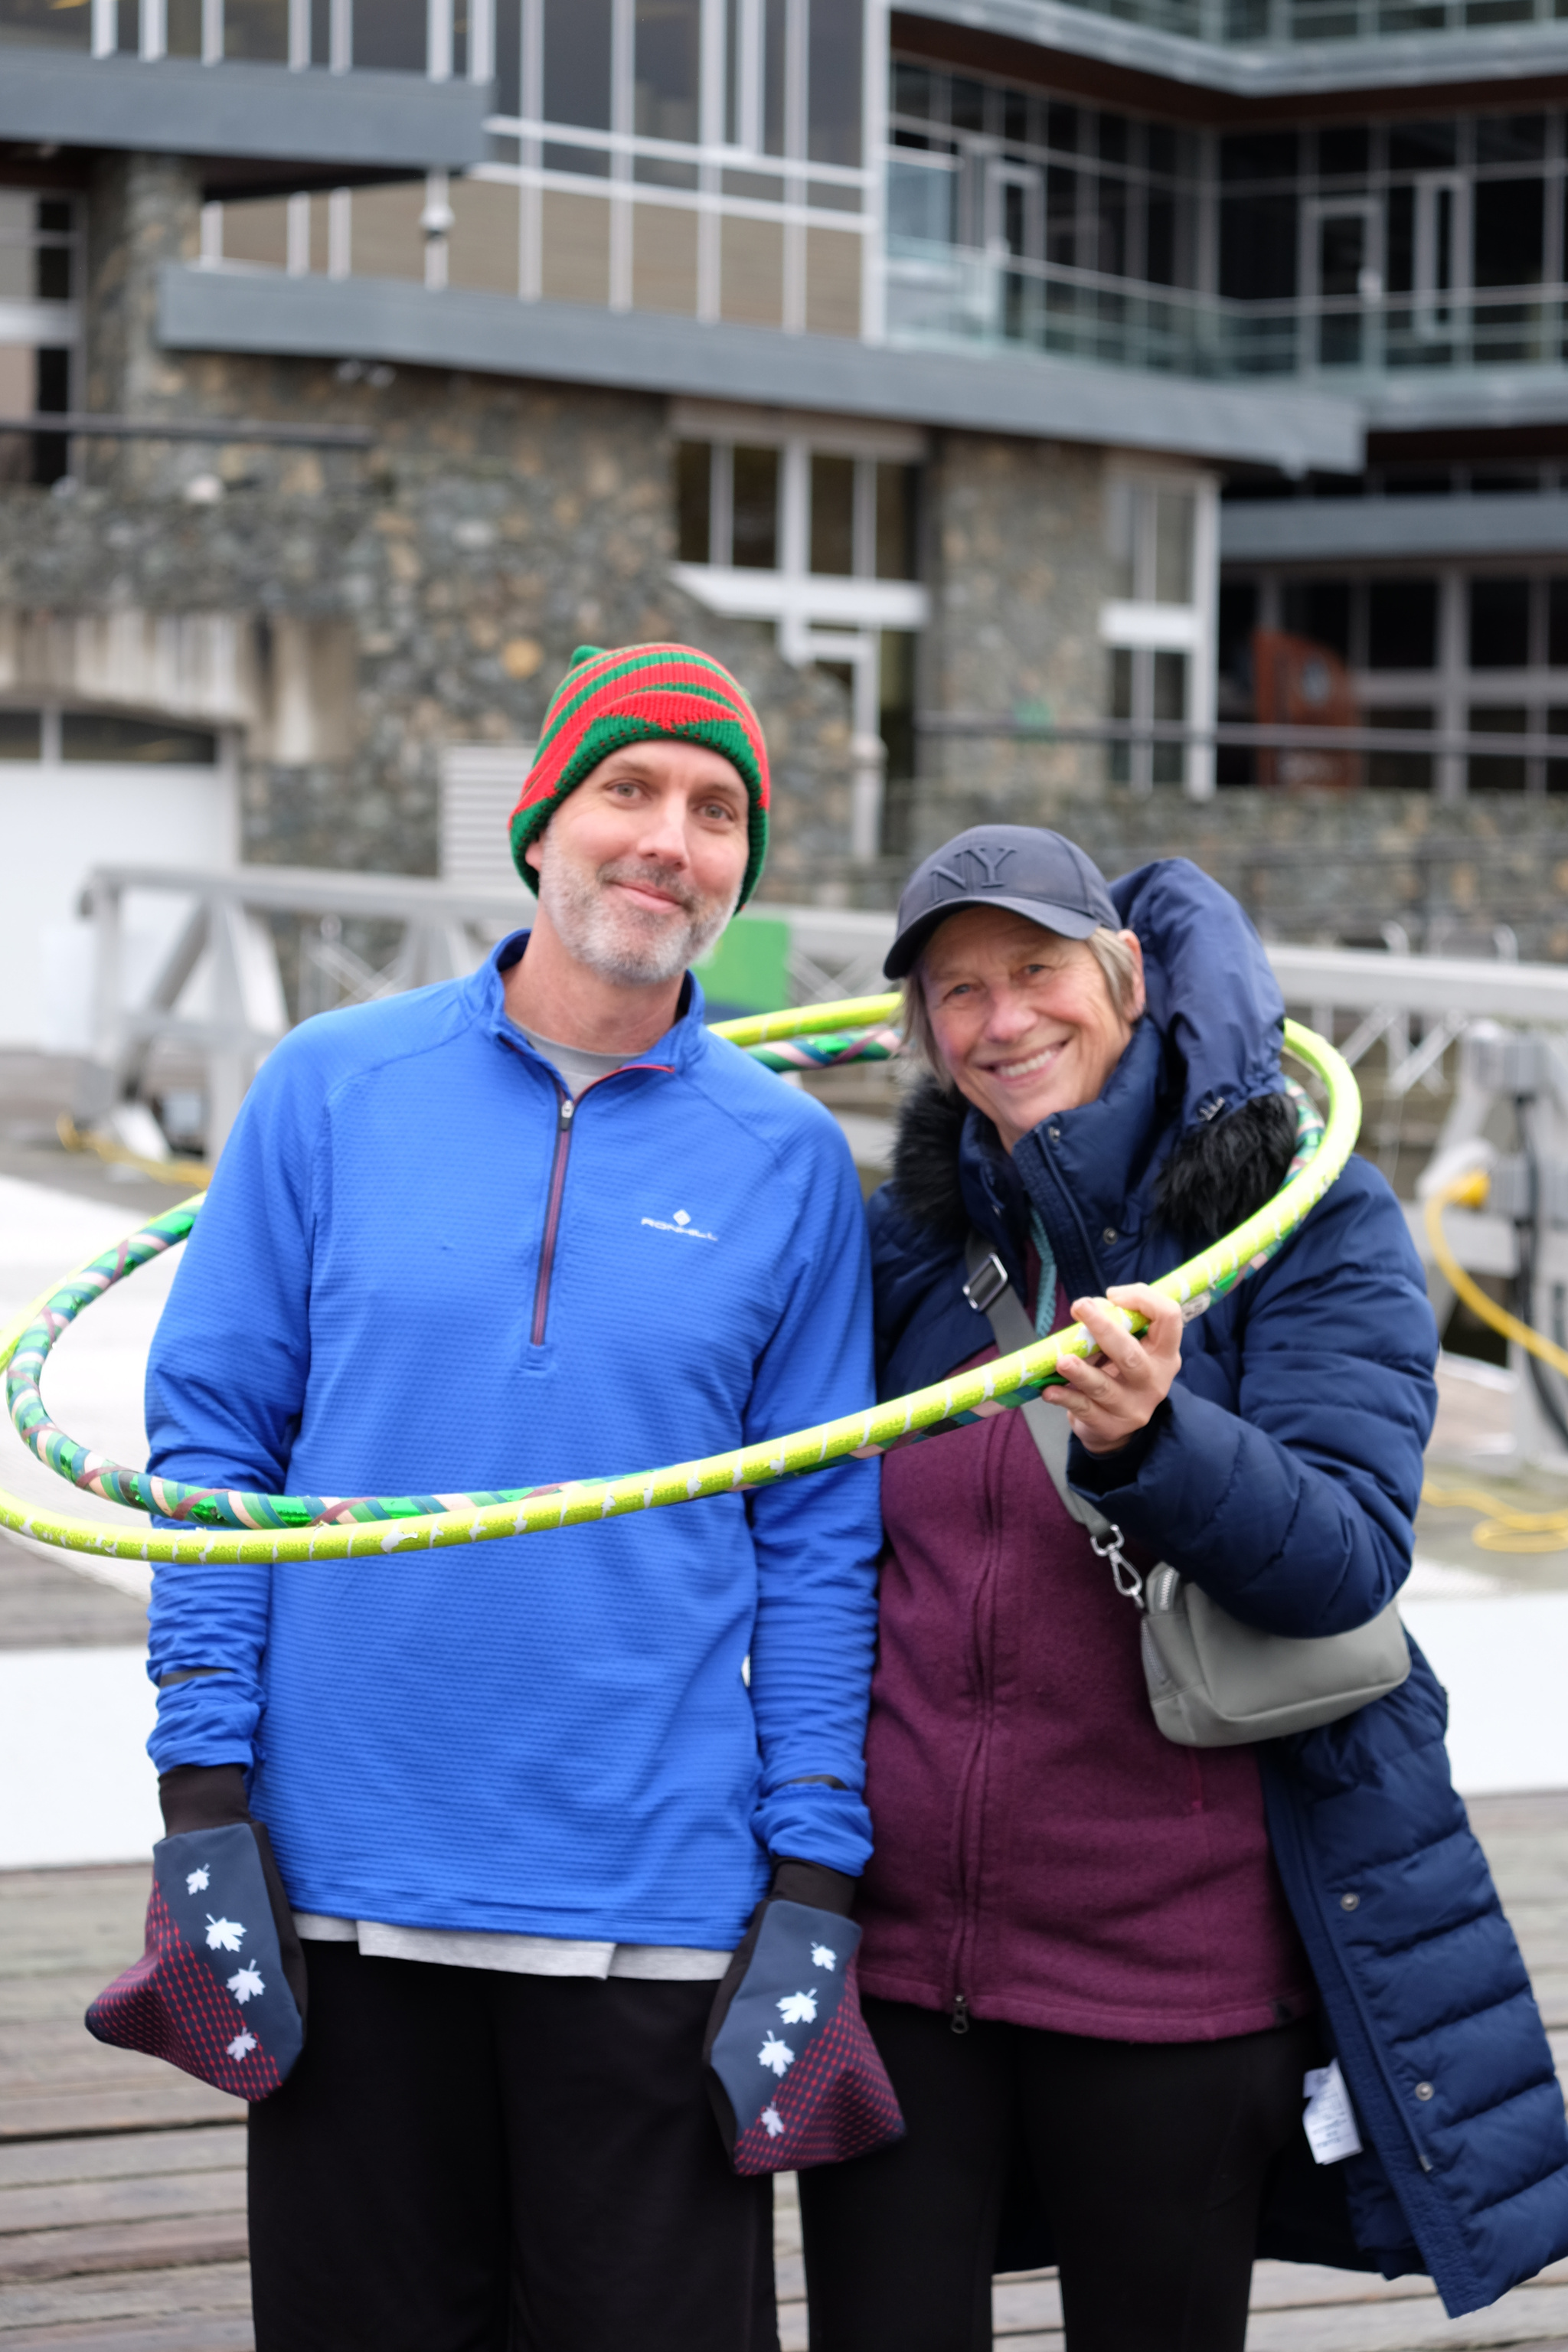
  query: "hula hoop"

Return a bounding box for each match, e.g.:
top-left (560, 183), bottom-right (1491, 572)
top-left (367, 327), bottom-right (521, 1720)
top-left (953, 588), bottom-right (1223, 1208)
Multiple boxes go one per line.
top-left (0, 1003), bottom-right (1358, 1570)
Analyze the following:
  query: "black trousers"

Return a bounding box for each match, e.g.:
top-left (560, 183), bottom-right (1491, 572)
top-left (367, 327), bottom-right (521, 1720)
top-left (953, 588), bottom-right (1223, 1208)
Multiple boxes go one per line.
top-left (799, 1995), bottom-right (1318, 2352)
top-left (247, 1942), bottom-right (776, 2352)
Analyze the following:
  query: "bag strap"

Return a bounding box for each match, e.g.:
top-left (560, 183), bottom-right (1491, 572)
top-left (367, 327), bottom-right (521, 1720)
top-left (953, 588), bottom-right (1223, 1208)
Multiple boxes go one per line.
top-left (962, 1232), bottom-right (1145, 1607)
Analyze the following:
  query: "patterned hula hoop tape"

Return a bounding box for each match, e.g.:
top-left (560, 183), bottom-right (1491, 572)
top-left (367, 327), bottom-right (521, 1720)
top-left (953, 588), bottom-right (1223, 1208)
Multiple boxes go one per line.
top-left (0, 998), bottom-right (1357, 1570)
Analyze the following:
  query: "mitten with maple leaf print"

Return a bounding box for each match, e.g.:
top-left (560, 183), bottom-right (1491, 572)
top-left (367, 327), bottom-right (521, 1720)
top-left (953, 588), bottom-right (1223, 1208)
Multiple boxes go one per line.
top-left (85, 1767), bottom-right (306, 2099)
top-left (701, 1859), bottom-right (903, 2177)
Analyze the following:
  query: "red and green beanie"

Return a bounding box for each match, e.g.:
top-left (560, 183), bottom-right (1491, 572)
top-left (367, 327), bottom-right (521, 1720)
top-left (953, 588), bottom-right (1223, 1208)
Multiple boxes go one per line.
top-left (508, 643), bottom-right (770, 905)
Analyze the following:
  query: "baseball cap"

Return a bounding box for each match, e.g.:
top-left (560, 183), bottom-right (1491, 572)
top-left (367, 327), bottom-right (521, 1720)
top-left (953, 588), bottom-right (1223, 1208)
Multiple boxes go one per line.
top-left (884, 825), bottom-right (1120, 980)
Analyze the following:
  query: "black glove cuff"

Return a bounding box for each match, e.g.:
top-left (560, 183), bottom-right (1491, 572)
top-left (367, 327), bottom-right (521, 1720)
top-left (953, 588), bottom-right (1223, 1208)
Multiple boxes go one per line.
top-left (769, 1857), bottom-right (857, 1916)
top-left (158, 1762), bottom-right (250, 1838)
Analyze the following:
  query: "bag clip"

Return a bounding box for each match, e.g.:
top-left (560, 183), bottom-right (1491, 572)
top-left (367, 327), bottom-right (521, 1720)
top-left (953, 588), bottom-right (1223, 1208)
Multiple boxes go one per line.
top-left (1091, 1523), bottom-right (1145, 1609)
top-left (962, 1252), bottom-right (1010, 1315)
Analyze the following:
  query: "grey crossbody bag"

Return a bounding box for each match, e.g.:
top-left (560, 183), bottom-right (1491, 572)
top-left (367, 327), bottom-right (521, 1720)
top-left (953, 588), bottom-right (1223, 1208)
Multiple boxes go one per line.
top-left (962, 1236), bottom-right (1411, 1748)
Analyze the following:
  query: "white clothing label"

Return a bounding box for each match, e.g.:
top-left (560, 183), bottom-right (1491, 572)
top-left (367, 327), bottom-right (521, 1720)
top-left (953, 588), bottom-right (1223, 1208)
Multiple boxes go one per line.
top-left (1302, 2059), bottom-right (1364, 2164)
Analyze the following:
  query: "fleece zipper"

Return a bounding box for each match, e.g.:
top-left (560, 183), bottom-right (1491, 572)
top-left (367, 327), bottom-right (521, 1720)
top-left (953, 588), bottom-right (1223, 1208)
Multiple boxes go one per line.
top-left (512, 1050), bottom-right (678, 1350)
top-left (946, 1405), bottom-right (1006, 2031)
top-left (530, 1088), bottom-right (575, 1347)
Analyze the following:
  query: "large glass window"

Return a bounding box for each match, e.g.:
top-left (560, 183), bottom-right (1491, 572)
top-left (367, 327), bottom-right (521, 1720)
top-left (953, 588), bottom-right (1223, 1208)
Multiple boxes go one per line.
top-left (810, 455), bottom-right (856, 577)
top-left (1107, 479), bottom-right (1196, 604)
top-left (0, 0), bottom-right (92, 47)
top-left (1469, 577), bottom-right (1531, 668)
top-left (675, 442), bottom-right (712, 564)
top-left (1282, 580), bottom-right (1352, 657)
top-left (1104, 470), bottom-right (1214, 793)
top-left (60, 714), bottom-right (219, 764)
top-left (1472, 179), bottom-right (1544, 288)
top-left (0, 712), bottom-right (42, 760)
top-left (808, 0), bottom-right (863, 168)
top-left (889, 85), bottom-right (1568, 382)
top-left (1223, 567), bottom-right (1568, 795)
top-left (1367, 580), bottom-right (1438, 669)
top-left (544, 0), bottom-right (613, 129)
top-left (222, 0), bottom-right (289, 61)
top-left (731, 447), bottom-right (780, 570)
top-left (671, 420), bottom-right (927, 854)
top-left (351, 0), bottom-right (427, 71)
top-left (677, 436), bottom-right (920, 581)
top-left (635, 0), bottom-right (701, 145)
top-left (886, 59), bottom-right (1198, 370)
top-left (0, 192), bottom-right (77, 489)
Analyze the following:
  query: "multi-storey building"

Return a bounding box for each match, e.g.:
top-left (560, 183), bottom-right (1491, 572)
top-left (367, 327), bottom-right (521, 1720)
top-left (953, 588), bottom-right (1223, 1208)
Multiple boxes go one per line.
top-left (2, 0), bottom-right (1567, 1053)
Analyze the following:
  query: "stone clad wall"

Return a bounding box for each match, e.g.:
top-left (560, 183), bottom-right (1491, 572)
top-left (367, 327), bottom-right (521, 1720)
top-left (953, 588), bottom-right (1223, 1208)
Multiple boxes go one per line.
top-left (1023, 788), bottom-right (1568, 964)
top-left (6, 152), bottom-right (1568, 955)
top-left (5, 153), bottom-right (859, 892)
top-left (916, 429), bottom-right (1111, 826)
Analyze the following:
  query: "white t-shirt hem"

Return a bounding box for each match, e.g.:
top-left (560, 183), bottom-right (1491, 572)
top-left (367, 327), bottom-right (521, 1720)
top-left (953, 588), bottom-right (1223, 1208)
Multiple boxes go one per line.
top-left (292, 1914), bottom-right (730, 1980)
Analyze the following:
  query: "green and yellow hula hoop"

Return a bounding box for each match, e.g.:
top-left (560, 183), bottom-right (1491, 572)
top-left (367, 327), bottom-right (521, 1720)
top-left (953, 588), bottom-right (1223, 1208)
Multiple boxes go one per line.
top-left (0, 998), bottom-right (1358, 1571)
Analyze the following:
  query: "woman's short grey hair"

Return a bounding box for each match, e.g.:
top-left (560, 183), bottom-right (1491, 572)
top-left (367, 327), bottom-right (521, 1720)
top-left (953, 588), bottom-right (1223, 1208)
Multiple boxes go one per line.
top-left (903, 925), bottom-right (1142, 1092)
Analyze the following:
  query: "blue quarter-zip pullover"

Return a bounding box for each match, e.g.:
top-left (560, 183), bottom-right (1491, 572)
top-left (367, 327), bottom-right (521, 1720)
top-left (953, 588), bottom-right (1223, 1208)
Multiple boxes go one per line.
top-left (145, 937), bottom-right (880, 1949)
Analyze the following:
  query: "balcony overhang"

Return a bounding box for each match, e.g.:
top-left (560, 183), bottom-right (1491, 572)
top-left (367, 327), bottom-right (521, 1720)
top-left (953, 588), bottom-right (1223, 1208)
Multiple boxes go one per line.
top-left (1223, 489), bottom-right (1568, 563)
top-left (898, 0), bottom-right (1568, 99)
top-left (0, 51), bottom-right (488, 174)
top-left (1362, 368), bottom-right (1568, 435)
top-left (158, 265), bottom-right (1364, 475)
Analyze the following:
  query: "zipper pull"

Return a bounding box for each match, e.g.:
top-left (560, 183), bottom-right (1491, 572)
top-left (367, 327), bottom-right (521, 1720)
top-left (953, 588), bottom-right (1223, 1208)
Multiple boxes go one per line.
top-left (950, 1991), bottom-right (971, 2037)
top-left (559, 1097), bottom-right (574, 1125)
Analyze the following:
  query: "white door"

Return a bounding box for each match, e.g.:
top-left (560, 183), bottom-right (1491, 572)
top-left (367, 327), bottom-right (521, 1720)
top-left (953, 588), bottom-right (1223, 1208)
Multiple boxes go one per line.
top-left (0, 709), bottom-right (238, 1050)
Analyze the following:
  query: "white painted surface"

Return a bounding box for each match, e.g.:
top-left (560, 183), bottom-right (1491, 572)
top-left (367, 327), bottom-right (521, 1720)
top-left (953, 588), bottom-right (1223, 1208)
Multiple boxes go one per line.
top-left (0, 1646), bottom-right (159, 1867)
top-left (1402, 1592), bottom-right (1568, 1796)
top-left (0, 1169), bottom-right (183, 1597)
top-left (0, 756), bottom-right (236, 1047)
top-left (0, 1172), bottom-right (181, 1863)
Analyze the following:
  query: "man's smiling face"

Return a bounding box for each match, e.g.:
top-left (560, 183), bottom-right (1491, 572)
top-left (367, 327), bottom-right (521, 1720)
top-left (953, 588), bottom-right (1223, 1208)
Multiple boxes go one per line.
top-left (528, 738), bottom-right (750, 988)
top-left (920, 904), bottom-right (1144, 1152)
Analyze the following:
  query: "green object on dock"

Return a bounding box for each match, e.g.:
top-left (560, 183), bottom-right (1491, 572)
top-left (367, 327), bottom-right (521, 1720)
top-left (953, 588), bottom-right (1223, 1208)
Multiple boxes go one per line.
top-left (695, 915), bottom-right (791, 1014)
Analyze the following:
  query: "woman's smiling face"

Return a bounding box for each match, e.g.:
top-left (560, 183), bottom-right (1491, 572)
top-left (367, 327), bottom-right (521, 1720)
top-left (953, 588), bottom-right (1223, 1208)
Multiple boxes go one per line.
top-left (920, 905), bottom-right (1145, 1153)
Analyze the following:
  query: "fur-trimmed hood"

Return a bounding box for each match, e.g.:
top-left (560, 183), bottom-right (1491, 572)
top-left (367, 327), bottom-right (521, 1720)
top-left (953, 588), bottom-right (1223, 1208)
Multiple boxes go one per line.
top-left (868, 857), bottom-right (1300, 1403)
top-left (887, 1070), bottom-right (1296, 1258)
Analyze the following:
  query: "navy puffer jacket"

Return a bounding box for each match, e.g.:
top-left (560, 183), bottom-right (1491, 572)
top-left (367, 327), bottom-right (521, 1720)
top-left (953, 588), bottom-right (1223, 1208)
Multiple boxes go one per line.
top-left (869, 857), bottom-right (1568, 2317)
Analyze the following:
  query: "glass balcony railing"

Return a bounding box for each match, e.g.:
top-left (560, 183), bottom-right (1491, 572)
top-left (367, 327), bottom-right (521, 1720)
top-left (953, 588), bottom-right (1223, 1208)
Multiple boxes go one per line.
top-left (0, 0), bottom-right (466, 73)
top-left (1019, 0), bottom-right (1568, 45)
top-left (884, 235), bottom-right (1568, 381)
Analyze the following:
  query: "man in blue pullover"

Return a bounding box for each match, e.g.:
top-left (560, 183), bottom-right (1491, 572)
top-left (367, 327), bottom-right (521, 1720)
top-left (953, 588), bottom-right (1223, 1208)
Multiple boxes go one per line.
top-left (144, 644), bottom-right (881, 2352)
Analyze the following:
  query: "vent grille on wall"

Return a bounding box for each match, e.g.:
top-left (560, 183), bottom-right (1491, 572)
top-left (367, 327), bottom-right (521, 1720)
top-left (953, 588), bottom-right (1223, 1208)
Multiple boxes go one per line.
top-left (439, 744), bottom-right (534, 889)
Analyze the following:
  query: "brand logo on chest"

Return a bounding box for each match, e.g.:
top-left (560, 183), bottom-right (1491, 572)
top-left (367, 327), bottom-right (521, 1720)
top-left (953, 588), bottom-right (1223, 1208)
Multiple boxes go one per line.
top-left (641, 1206), bottom-right (720, 1241)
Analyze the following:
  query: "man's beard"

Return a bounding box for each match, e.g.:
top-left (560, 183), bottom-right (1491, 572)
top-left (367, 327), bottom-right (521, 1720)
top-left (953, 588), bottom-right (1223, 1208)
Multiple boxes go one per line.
top-left (535, 833), bottom-right (737, 987)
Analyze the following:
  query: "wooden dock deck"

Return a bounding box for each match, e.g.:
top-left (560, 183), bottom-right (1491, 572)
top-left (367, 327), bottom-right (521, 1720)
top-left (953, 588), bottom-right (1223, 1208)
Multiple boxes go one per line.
top-left (5, 1533), bottom-right (1568, 2349)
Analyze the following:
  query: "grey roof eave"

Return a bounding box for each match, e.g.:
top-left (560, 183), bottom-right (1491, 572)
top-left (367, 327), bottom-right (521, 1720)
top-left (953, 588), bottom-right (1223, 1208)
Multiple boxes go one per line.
top-left (0, 50), bottom-right (489, 170)
top-left (903, 0), bottom-right (1568, 96)
top-left (1222, 489), bottom-right (1568, 562)
top-left (157, 265), bottom-right (1364, 472)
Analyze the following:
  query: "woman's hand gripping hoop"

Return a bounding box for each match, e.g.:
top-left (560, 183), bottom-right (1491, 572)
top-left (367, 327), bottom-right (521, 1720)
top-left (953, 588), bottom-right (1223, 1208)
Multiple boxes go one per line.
top-left (0, 1004), bottom-right (1357, 1571)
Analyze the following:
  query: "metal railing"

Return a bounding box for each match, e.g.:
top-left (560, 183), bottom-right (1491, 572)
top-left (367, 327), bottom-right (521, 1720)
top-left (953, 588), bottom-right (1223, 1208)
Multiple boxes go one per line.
top-left (0, 0), bottom-right (485, 76)
top-left (885, 230), bottom-right (1568, 383)
top-left (1004, 0), bottom-right (1568, 44)
top-left (79, 864), bottom-right (531, 1158)
top-left (74, 868), bottom-right (914, 1159)
top-left (918, 711), bottom-right (1568, 802)
top-left (75, 860), bottom-right (1568, 1155)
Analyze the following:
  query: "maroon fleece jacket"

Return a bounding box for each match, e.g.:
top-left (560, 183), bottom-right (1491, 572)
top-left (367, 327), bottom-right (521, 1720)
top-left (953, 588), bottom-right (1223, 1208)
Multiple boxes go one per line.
top-left (855, 1328), bottom-right (1316, 2042)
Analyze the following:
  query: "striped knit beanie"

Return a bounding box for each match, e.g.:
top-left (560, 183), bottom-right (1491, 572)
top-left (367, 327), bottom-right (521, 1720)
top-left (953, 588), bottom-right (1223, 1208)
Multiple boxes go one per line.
top-left (509, 643), bottom-right (770, 906)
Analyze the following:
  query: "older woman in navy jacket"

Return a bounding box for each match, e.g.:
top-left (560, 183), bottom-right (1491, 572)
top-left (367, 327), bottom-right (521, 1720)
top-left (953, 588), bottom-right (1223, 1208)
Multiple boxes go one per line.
top-left (802, 830), bottom-right (1568, 2352)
